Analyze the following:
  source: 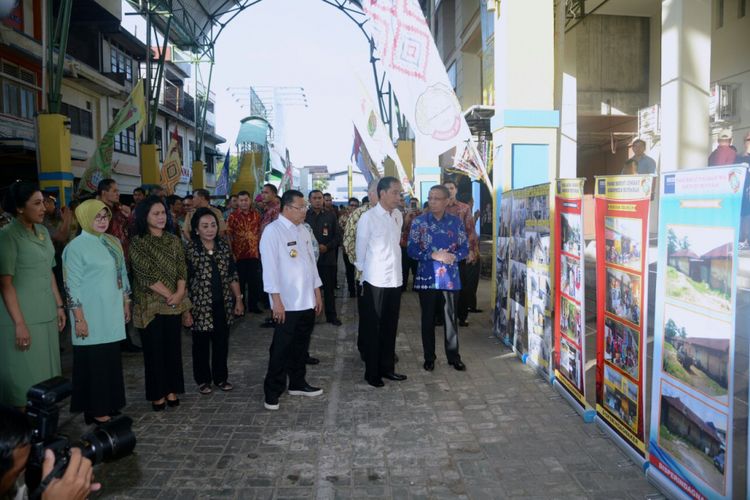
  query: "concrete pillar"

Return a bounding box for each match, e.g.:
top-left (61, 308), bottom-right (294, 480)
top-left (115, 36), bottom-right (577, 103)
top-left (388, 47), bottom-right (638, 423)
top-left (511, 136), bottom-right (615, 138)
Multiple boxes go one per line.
top-left (660, 0), bottom-right (711, 171)
top-left (37, 114), bottom-right (73, 206)
top-left (491, 0), bottom-right (559, 192)
top-left (140, 144), bottom-right (160, 185)
top-left (192, 160), bottom-right (205, 190)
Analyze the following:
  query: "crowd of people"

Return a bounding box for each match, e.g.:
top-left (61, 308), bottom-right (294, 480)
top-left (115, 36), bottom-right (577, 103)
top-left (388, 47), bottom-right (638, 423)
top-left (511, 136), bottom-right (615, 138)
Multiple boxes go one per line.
top-left (0, 176), bottom-right (485, 415)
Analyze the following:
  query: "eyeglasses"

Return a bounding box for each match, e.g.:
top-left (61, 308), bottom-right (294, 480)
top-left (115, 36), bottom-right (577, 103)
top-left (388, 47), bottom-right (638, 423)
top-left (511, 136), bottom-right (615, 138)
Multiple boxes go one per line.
top-left (94, 214), bottom-right (111, 222)
top-left (289, 204), bottom-right (309, 211)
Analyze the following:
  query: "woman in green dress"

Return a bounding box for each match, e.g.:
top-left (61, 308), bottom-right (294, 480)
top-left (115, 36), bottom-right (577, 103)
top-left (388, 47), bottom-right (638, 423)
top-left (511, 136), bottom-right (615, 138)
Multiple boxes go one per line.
top-left (63, 199), bottom-right (131, 425)
top-left (0, 182), bottom-right (66, 408)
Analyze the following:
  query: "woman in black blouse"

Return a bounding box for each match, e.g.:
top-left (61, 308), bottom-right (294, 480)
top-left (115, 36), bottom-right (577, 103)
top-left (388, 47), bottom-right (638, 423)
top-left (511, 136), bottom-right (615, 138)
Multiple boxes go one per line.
top-left (183, 208), bottom-right (243, 394)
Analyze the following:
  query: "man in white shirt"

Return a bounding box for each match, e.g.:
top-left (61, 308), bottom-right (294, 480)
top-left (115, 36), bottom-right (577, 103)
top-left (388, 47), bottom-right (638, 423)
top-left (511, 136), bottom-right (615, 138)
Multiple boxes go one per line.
top-left (355, 177), bottom-right (407, 387)
top-left (260, 190), bottom-right (324, 410)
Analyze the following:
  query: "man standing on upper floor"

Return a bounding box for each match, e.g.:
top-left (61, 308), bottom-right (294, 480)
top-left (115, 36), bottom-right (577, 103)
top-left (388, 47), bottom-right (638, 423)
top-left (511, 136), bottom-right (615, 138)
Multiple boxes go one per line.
top-left (409, 185), bottom-right (469, 372)
top-left (630, 139), bottom-right (657, 174)
top-left (443, 180), bottom-right (479, 327)
top-left (260, 190), bottom-right (324, 411)
top-left (227, 191), bottom-right (264, 313)
top-left (709, 130), bottom-right (738, 167)
top-left (355, 177), bottom-right (407, 387)
top-left (306, 190), bottom-right (342, 326)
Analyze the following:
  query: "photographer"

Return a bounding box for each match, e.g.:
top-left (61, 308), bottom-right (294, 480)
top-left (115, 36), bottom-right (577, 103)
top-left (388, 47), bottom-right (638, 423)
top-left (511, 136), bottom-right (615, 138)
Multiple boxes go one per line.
top-left (0, 406), bottom-right (100, 500)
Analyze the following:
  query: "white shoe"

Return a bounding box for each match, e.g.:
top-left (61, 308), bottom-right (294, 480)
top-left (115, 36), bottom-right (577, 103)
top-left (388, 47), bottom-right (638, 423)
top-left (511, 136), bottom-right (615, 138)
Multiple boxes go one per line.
top-left (264, 400), bottom-right (279, 410)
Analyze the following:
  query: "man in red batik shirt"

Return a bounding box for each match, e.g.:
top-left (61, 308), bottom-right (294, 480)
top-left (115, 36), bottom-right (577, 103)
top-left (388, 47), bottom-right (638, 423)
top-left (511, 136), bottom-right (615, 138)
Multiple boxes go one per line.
top-left (227, 191), bottom-right (263, 313)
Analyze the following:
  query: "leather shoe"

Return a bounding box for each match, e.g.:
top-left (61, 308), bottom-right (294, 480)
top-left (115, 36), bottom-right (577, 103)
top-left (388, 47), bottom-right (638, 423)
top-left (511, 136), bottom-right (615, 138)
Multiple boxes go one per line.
top-left (449, 360), bottom-right (467, 371)
top-left (423, 360), bottom-right (435, 371)
top-left (365, 377), bottom-right (384, 388)
top-left (305, 357), bottom-right (320, 365)
top-left (458, 319), bottom-right (469, 327)
top-left (328, 318), bottom-right (343, 326)
top-left (382, 372), bottom-right (407, 381)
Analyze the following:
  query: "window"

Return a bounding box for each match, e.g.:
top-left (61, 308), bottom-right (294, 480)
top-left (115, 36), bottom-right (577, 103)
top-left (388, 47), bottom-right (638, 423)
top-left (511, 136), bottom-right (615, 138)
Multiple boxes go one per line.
top-left (155, 126), bottom-right (163, 161)
top-left (0, 61), bottom-right (37, 121)
top-left (110, 46), bottom-right (133, 81)
top-left (188, 140), bottom-right (196, 166)
top-left (205, 152), bottom-right (215, 174)
top-left (60, 102), bottom-right (93, 138)
top-left (716, 0), bottom-right (724, 28)
top-left (112, 108), bottom-right (137, 155)
top-left (447, 62), bottom-right (457, 90)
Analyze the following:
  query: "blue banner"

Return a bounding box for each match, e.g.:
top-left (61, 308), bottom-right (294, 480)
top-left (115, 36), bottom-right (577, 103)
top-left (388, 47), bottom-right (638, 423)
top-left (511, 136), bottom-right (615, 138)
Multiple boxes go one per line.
top-left (648, 165), bottom-right (747, 499)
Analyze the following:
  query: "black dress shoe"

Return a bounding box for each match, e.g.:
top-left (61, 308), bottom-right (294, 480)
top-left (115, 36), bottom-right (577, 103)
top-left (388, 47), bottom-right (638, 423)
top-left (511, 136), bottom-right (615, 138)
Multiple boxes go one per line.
top-left (423, 360), bottom-right (435, 371)
top-left (288, 384), bottom-right (323, 396)
top-left (382, 372), bottom-right (407, 381)
top-left (468, 308), bottom-right (484, 313)
top-left (166, 397), bottom-right (180, 407)
top-left (449, 360), bottom-right (466, 371)
top-left (366, 378), bottom-right (384, 387)
top-left (328, 318), bottom-right (343, 326)
top-left (152, 401), bottom-right (166, 412)
top-left (458, 319), bottom-right (469, 327)
top-left (305, 357), bottom-right (320, 365)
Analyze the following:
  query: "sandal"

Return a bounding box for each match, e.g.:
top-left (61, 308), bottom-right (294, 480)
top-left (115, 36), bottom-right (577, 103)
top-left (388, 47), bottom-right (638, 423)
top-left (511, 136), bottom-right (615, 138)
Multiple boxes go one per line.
top-left (216, 381), bottom-right (233, 392)
top-left (198, 384), bottom-right (212, 395)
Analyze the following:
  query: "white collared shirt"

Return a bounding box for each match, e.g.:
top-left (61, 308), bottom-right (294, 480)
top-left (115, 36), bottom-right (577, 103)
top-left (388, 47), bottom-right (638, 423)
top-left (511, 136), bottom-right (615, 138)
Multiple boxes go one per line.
top-left (355, 203), bottom-right (403, 288)
top-left (260, 215), bottom-right (322, 311)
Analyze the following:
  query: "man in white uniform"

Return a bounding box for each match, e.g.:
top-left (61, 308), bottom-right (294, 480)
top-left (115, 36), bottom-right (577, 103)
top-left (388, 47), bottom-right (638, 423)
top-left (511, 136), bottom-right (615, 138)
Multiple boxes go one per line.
top-left (355, 177), bottom-right (407, 387)
top-left (260, 190), bottom-right (324, 410)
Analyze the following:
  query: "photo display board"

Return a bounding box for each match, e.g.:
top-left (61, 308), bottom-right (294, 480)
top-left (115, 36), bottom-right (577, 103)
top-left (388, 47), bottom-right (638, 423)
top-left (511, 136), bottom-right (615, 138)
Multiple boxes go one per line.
top-left (494, 183), bottom-right (552, 374)
top-left (553, 179), bottom-right (587, 407)
top-left (648, 166), bottom-right (747, 499)
top-left (594, 175), bottom-right (653, 457)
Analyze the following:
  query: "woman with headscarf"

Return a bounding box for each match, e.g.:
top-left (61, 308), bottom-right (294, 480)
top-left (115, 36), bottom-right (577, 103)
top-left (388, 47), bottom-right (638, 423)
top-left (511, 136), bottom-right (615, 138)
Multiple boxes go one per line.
top-left (0, 182), bottom-right (66, 408)
top-left (129, 196), bottom-right (191, 411)
top-left (62, 200), bottom-right (130, 424)
top-left (183, 207), bottom-right (243, 394)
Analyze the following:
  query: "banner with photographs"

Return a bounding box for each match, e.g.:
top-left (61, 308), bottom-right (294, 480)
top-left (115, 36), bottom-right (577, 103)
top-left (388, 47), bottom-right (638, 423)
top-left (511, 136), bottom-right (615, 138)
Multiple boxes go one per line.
top-left (594, 175), bottom-right (653, 457)
top-left (494, 193), bottom-right (512, 344)
top-left (553, 179), bottom-right (588, 407)
top-left (647, 166), bottom-right (747, 499)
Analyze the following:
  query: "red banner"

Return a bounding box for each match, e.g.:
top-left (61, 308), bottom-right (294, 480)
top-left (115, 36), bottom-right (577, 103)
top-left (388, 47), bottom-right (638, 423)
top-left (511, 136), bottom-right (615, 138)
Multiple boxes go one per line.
top-left (594, 175), bottom-right (653, 456)
top-left (553, 179), bottom-right (587, 407)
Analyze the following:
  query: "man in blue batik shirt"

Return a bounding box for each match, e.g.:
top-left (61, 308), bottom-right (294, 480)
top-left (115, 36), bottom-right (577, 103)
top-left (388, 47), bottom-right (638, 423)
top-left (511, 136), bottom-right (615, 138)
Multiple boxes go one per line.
top-left (408, 185), bottom-right (469, 372)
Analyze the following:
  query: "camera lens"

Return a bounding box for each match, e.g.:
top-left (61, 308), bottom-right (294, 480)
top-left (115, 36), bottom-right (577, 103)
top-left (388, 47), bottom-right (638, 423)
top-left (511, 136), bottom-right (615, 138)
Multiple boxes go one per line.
top-left (77, 416), bottom-right (136, 465)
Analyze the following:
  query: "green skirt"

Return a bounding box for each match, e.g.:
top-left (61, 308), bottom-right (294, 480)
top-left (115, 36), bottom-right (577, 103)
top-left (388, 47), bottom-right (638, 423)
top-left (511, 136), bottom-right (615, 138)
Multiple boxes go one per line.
top-left (0, 321), bottom-right (61, 406)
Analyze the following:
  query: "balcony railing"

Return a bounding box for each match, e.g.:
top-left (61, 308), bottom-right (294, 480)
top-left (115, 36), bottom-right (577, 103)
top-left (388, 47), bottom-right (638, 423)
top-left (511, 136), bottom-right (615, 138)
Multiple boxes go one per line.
top-left (160, 82), bottom-right (195, 122)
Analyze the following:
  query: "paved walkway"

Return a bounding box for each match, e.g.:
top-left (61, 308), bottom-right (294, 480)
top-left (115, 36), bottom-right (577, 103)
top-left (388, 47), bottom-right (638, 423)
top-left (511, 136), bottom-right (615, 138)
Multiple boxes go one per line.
top-left (58, 278), bottom-right (661, 499)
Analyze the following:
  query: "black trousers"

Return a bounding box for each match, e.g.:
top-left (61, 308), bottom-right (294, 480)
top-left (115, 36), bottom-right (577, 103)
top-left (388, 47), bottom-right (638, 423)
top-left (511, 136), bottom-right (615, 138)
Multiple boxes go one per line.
top-left (139, 314), bottom-right (185, 401)
top-left (237, 258), bottom-right (262, 310)
top-left (401, 247), bottom-right (417, 291)
top-left (318, 264), bottom-right (338, 321)
top-left (419, 290), bottom-right (460, 363)
top-left (458, 260), bottom-right (481, 319)
top-left (361, 282), bottom-right (401, 381)
top-left (191, 302), bottom-right (229, 386)
top-left (264, 309), bottom-right (315, 400)
top-left (342, 252), bottom-right (357, 297)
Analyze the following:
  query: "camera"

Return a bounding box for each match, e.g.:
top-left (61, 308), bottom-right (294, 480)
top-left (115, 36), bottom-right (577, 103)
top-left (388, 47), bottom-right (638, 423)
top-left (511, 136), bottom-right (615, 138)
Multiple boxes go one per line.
top-left (24, 377), bottom-right (136, 499)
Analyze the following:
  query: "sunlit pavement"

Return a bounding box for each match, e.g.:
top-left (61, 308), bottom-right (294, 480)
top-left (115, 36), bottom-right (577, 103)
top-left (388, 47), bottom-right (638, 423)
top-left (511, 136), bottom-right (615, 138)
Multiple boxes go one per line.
top-left (58, 273), bottom-right (661, 499)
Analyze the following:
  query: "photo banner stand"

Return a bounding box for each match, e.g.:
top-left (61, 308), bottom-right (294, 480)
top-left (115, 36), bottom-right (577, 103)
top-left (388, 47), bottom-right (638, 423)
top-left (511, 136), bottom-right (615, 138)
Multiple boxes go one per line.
top-left (593, 174), bottom-right (654, 468)
top-left (494, 189), bottom-right (513, 348)
top-left (552, 178), bottom-right (595, 423)
top-left (645, 165), bottom-right (747, 500)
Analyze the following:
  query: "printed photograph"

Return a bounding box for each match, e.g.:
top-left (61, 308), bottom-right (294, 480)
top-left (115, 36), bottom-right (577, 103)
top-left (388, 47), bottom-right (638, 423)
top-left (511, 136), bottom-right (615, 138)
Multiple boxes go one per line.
top-left (665, 225), bottom-right (733, 313)
top-left (499, 197), bottom-right (512, 238)
top-left (510, 261), bottom-right (527, 305)
top-left (606, 268), bottom-right (642, 326)
top-left (605, 217), bottom-right (642, 270)
top-left (511, 236), bottom-right (528, 262)
top-left (560, 337), bottom-right (582, 389)
top-left (560, 254), bottom-right (582, 301)
top-left (526, 230), bottom-right (551, 266)
top-left (603, 365), bottom-right (638, 433)
top-left (662, 304), bottom-right (730, 405)
top-left (604, 317), bottom-right (640, 379)
top-left (561, 212), bottom-right (582, 256)
top-left (528, 269), bottom-right (551, 312)
top-left (658, 382), bottom-right (727, 494)
top-left (510, 299), bottom-right (527, 353)
top-left (511, 197), bottom-right (527, 237)
top-left (559, 295), bottom-right (582, 344)
top-left (529, 195), bottom-right (550, 222)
